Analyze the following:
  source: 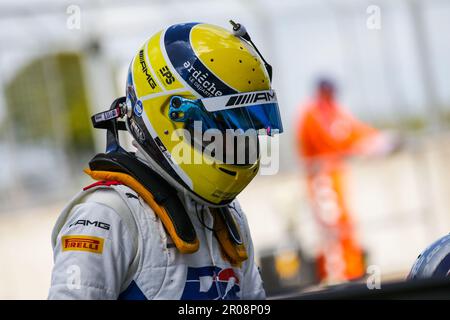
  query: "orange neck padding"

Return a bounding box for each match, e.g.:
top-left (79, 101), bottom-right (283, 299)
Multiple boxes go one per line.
top-left (210, 208), bottom-right (248, 266)
top-left (85, 168), bottom-right (199, 254)
top-left (84, 168), bottom-right (248, 264)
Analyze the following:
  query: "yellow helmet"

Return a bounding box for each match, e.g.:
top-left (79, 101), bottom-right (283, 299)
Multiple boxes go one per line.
top-left (125, 22), bottom-right (283, 205)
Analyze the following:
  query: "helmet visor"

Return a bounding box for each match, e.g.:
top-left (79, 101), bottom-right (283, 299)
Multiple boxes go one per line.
top-left (169, 89), bottom-right (283, 136)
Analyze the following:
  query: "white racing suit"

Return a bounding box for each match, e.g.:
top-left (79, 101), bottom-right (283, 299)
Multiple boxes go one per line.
top-left (48, 181), bottom-right (266, 300)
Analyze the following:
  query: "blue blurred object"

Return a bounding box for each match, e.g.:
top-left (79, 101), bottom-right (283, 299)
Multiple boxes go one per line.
top-left (408, 233), bottom-right (450, 279)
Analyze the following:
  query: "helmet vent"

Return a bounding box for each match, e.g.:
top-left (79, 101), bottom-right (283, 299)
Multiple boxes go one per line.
top-left (219, 167), bottom-right (237, 176)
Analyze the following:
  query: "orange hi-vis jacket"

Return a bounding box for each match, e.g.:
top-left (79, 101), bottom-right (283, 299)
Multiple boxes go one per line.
top-left (297, 99), bottom-right (378, 160)
top-left (296, 97), bottom-right (378, 282)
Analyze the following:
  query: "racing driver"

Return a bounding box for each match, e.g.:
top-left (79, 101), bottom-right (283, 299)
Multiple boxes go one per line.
top-left (48, 21), bottom-right (283, 300)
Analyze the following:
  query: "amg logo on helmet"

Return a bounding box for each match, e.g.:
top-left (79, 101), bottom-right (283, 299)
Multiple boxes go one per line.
top-left (139, 50), bottom-right (157, 89)
top-left (226, 91), bottom-right (276, 107)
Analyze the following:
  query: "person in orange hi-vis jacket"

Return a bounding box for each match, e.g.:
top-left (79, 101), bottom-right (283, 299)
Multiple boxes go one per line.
top-left (296, 78), bottom-right (383, 284)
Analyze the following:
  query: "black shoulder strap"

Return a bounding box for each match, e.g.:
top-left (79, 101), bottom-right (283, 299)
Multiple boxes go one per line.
top-left (89, 151), bottom-right (197, 244)
top-left (218, 206), bottom-right (243, 246)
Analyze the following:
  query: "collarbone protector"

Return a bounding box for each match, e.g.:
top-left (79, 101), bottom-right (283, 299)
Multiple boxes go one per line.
top-left (84, 151), bottom-right (248, 264)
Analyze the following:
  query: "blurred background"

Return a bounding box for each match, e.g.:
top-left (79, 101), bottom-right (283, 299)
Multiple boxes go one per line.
top-left (1, 0), bottom-right (450, 299)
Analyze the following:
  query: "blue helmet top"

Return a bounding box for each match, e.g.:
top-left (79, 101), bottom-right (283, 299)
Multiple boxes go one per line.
top-left (408, 233), bottom-right (450, 279)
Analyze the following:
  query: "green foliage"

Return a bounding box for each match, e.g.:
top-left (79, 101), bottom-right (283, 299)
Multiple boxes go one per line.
top-left (4, 52), bottom-right (94, 152)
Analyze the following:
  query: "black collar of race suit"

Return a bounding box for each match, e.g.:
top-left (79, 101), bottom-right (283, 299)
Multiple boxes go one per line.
top-left (88, 151), bottom-right (245, 249)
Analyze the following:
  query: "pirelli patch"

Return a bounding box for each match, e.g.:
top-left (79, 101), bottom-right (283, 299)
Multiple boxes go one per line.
top-left (62, 235), bottom-right (104, 254)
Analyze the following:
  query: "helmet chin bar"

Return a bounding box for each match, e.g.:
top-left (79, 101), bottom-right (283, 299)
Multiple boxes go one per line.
top-left (90, 96), bottom-right (128, 153)
top-left (132, 140), bottom-right (232, 208)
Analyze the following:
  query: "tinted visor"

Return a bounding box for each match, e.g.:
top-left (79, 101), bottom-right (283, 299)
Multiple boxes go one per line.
top-left (168, 89), bottom-right (283, 136)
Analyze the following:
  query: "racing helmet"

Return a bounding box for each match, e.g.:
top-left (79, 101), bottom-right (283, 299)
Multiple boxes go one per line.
top-left (408, 233), bottom-right (450, 279)
top-left (124, 22), bottom-right (283, 206)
